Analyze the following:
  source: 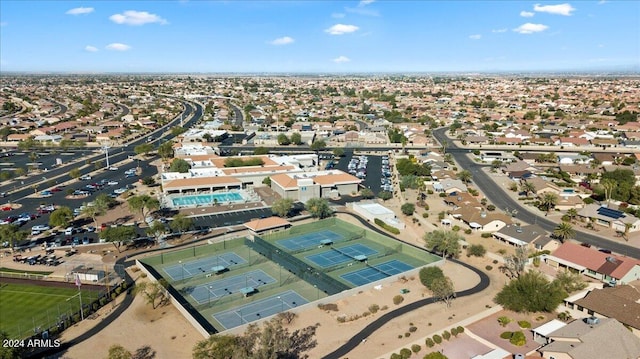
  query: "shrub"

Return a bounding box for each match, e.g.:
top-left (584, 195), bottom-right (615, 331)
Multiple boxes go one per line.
top-left (464, 229), bottom-right (472, 234)
top-left (450, 327), bottom-right (458, 336)
top-left (362, 311), bottom-right (371, 317)
top-left (518, 320), bottom-right (531, 329)
top-left (433, 334), bottom-right (442, 344)
top-left (493, 259), bottom-right (498, 264)
top-left (393, 295), bottom-right (405, 305)
top-left (404, 332), bottom-right (411, 338)
top-left (452, 225), bottom-right (461, 232)
top-left (318, 303), bottom-right (339, 311)
top-left (381, 305), bottom-right (389, 311)
top-left (457, 326), bottom-right (464, 333)
top-left (390, 353), bottom-right (402, 359)
top-left (425, 338), bottom-right (435, 348)
top-left (337, 316), bottom-right (346, 323)
top-left (439, 192), bottom-right (447, 197)
top-left (400, 348), bottom-right (412, 359)
top-left (481, 233), bottom-right (492, 238)
top-left (422, 212), bottom-right (429, 218)
top-left (510, 331), bottom-right (526, 346)
top-left (485, 265), bottom-right (493, 271)
top-left (498, 316), bottom-right (512, 327)
top-left (369, 304), bottom-right (380, 314)
top-left (424, 204), bottom-right (430, 210)
top-left (374, 218), bottom-right (401, 235)
top-left (409, 326), bottom-right (418, 333)
top-left (427, 189), bottom-right (434, 194)
top-left (466, 244), bottom-right (487, 257)
top-left (500, 331), bottom-right (512, 339)
top-left (140, 273), bottom-right (147, 278)
top-left (442, 330), bottom-right (451, 341)
top-left (497, 249), bottom-right (507, 255)
top-left (411, 344), bottom-right (421, 353)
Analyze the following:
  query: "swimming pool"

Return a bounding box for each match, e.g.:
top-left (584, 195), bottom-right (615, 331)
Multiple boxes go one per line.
top-left (172, 192), bottom-right (245, 207)
top-left (562, 189), bottom-right (575, 194)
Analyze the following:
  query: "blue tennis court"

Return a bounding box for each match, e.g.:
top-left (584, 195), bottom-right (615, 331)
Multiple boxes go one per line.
top-left (276, 230), bottom-right (344, 251)
top-left (164, 252), bottom-right (246, 281)
top-left (340, 260), bottom-right (415, 286)
top-left (213, 290), bottom-right (309, 330)
top-left (305, 243), bottom-right (378, 268)
top-left (190, 269), bottom-right (276, 304)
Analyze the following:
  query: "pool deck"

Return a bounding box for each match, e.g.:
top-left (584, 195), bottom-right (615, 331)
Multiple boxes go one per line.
top-left (177, 200), bottom-right (268, 218)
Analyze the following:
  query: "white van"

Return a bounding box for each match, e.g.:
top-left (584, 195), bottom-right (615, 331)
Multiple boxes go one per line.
top-left (64, 227), bottom-right (75, 235)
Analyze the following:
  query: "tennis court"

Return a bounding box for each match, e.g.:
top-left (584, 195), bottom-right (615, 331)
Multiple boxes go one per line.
top-left (189, 269), bottom-right (275, 304)
top-left (304, 243), bottom-right (379, 268)
top-left (164, 252), bottom-right (246, 281)
top-left (213, 290), bottom-right (308, 330)
top-left (276, 230), bottom-right (343, 251)
top-left (340, 260), bottom-right (415, 286)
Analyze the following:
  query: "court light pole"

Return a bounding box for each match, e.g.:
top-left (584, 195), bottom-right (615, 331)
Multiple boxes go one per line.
top-left (179, 260), bottom-right (184, 281)
top-left (277, 296), bottom-right (284, 312)
top-left (314, 285), bottom-right (319, 300)
top-left (208, 285), bottom-right (213, 306)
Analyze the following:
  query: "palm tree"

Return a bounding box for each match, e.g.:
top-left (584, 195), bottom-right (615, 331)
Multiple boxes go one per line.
top-left (553, 222), bottom-right (575, 243)
top-left (457, 170), bottom-right (472, 184)
top-left (566, 208), bottom-right (578, 223)
top-left (520, 181), bottom-right (536, 198)
top-left (540, 192), bottom-right (558, 215)
top-left (601, 178), bottom-right (616, 205)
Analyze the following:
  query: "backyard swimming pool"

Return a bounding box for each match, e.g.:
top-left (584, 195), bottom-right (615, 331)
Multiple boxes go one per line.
top-left (171, 192), bottom-right (245, 207)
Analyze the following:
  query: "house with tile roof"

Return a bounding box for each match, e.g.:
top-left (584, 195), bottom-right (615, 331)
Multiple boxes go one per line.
top-left (243, 217), bottom-right (291, 234)
top-left (450, 206), bottom-right (513, 233)
top-left (538, 317), bottom-right (640, 359)
top-left (545, 242), bottom-right (640, 285)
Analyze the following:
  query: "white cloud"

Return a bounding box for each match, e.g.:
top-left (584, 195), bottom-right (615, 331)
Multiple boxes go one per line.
top-left (109, 10), bottom-right (168, 26)
top-left (325, 24), bottom-right (359, 35)
top-left (359, 0), bottom-right (375, 5)
top-left (513, 23), bottom-right (549, 34)
top-left (598, 0), bottom-right (608, 4)
top-left (469, 34), bottom-right (482, 40)
top-left (106, 43), bottom-right (131, 51)
top-left (332, 56), bottom-right (350, 63)
top-left (492, 28), bottom-right (508, 33)
top-left (84, 45), bottom-right (98, 52)
top-left (533, 3), bottom-right (575, 16)
top-left (331, 13), bottom-right (345, 18)
top-left (269, 36), bottom-right (294, 45)
top-left (66, 7), bottom-right (94, 15)
top-left (520, 11), bottom-right (535, 17)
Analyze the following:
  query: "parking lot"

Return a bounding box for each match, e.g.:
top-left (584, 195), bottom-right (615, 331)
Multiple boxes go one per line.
top-left (335, 153), bottom-right (385, 194)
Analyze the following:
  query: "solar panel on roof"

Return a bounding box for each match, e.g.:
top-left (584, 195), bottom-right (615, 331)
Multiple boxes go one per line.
top-left (597, 207), bottom-right (625, 219)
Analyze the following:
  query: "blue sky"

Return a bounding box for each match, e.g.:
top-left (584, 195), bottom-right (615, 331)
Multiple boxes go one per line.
top-left (1, 1), bottom-right (638, 73)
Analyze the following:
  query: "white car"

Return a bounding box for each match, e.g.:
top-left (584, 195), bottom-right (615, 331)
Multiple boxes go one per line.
top-left (108, 166), bottom-right (119, 171)
top-left (107, 181), bottom-right (119, 186)
top-left (113, 188), bottom-right (127, 194)
top-left (79, 175), bottom-right (91, 180)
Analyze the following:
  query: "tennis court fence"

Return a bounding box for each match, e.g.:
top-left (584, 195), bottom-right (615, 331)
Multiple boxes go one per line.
top-left (244, 236), bottom-right (350, 295)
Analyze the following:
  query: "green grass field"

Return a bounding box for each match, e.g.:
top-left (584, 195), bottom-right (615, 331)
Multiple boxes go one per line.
top-left (0, 282), bottom-right (98, 339)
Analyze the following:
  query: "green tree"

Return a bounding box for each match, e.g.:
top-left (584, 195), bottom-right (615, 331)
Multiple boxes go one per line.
top-left (127, 194), bottom-right (160, 222)
top-left (520, 181), bottom-right (536, 198)
top-left (566, 208), bottom-right (578, 222)
top-left (419, 266), bottom-right (445, 290)
top-left (0, 225), bottom-right (28, 249)
top-left (290, 132), bottom-right (302, 145)
top-left (495, 270), bottom-right (567, 313)
top-left (170, 126), bottom-right (187, 136)
top-left (431, 277), bottom-right (455, 307)
top-left (192, 335), bottom-right (239, 359)
top-left (169, 158), bottom-right (190, 173)
top-left (0, 330), bottom-right (20, 358)
top-left (422, 352), bottom-right (448, 359)
top-left (401, 203), bottom-right (415, 215)
top-left (272, 198), bottom-right (294, 218)
top-left (553, 222), bottom-right (575, 243)
top-left (332, 148), bottom-right (345, 158)
top-left (424, 230), bottom-right (462, 261)
top-left (49, 206), bottom-right (73, 228)
top-left (554, 269), bottom-right (588, 294)
top-left (81, 203), bottom-right (107, 229)
top-left (310, 139), bottom-right (327, 153)
top-left (106, 344), bottom-right (132, 359)
top-left (253, 147), bottom-right (270, 155)
top-left (69, 168), bottom-right (81, 180)
top-left (305, 198), bottom-right (332, 219)
top-left (169, 213), bottom-right (193, 233)
top-left (378, 190), bottom-right (393, 201)
top-left (146, 221), bottom-right (167, 241)
top-left (134, 143), bottom-right (154, 157)
top-left (360, 188), bottom-right (374, 199)
top-left (99, 226), bottom-right (137, 252)
top-left (457, 170), bottom-right (472, 184)
top-left (277, 133), bottom-right (291, 145)
top-left (157, 140), bottom-right (174, 161)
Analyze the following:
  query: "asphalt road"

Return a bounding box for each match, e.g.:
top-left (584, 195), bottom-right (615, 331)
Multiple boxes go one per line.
top-left (432, 127), bottom-right (640, 259)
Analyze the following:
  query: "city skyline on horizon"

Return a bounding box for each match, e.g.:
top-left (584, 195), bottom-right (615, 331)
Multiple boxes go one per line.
top-left (1, 0), bottom-right (639, 73)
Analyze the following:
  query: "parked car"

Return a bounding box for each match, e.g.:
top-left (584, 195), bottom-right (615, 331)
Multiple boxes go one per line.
top-left (79, 175), bottom-right (92, 180)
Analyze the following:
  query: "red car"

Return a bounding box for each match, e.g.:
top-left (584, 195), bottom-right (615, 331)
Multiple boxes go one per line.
top-left (1, 206), bottom-right (12, 211)
top-left (50, 187), bottom-right (63, 192)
